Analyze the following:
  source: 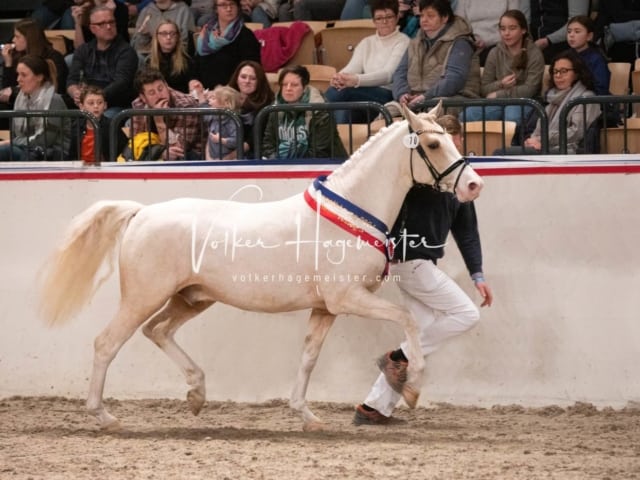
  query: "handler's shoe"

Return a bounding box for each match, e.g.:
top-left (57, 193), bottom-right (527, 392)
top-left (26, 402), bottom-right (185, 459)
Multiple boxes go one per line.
top-left (353, 404), bottom-right (390, 426)
top-left (376, 351), bottom-right (408, 393)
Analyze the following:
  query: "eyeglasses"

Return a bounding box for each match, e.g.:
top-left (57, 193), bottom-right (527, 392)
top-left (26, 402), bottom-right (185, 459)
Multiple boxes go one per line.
top-left (216, 2), bottom-right (237, 8)
top-left (90, 20), bottom-right (116, 28)
top-left (552, 68), bottom-right (574, 76)
top-left (373, 14), bottom-right (396, 23)
top-left (157, 31), bottom-right (178, 37)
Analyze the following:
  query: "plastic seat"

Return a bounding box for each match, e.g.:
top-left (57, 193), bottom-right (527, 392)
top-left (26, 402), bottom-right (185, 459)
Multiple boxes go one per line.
top-left (271, 21), bottom-right (326, 66)
top-left (337, 123), bottom-right (373, 154)
top-left (600, 117), bottom-right (640, 153)
top-left (608, 62), bottom-right (632, 96)
top-left (463, 120), bottom-right (517, 156)
top-left (45, 29), bottom-right (74, 55)
top-left (318, 25), bottom-right (376, 71)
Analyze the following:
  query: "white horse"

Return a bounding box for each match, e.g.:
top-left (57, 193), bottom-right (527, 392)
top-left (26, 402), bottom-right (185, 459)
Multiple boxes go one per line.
top-left (39, 104), bottom-right (483, 431)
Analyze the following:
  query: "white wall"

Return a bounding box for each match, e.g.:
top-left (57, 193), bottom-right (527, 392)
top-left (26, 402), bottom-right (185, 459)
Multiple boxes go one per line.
top-left (1, 159), bottom-right (639, 408)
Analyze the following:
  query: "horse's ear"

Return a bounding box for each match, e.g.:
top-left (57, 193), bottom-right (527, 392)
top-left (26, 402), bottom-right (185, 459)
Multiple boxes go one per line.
top-left (427, 100), bottom-right (444, 118)
top-left (401, 103), bottom-right (419, 126)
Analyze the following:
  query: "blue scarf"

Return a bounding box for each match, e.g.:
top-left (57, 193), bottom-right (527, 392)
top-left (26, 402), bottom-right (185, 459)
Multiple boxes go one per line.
top-left (197, 17), bottom-right (244, 56)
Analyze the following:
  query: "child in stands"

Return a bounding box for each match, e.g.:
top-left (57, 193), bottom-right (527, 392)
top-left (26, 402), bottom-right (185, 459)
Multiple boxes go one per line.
top-left (69, 85), bottom-right (126, 162)
top-left (205, 85), bottom-right (242, 160)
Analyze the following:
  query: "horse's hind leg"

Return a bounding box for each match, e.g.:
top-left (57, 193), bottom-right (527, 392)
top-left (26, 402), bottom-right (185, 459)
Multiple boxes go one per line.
top-left (142, 294), bottom-right (213, 416)
top-left (87, 301), bottom-right (158, 430)
top-left (291, 308), bottom-right (336, 432)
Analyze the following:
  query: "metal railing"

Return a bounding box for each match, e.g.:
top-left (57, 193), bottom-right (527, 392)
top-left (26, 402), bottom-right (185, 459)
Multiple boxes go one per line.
top-left (110, 107), bottom-right (244, 163)
top-left (253, 101), bottom-right (393, 159)
top-left (0, 109), bottom-right (99, 162)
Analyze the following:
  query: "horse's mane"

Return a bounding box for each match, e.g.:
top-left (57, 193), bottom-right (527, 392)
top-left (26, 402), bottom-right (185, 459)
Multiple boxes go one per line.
top-left (329, 120), bottom-right (408, 183)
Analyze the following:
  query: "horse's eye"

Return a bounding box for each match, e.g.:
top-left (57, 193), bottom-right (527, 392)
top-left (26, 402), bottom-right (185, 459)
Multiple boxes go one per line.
top-left (427, 141), bottom-right (439, 149)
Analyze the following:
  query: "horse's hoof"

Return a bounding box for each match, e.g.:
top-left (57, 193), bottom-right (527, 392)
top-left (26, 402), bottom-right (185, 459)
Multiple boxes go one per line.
top-left (100, 418), bottom-right (122, 432)
top-left (187, 388), bottom-right (205, 416)
top-left (402, 384), bottom-right (420, 409)
top-left (303, 421), bottom-right (326, 432)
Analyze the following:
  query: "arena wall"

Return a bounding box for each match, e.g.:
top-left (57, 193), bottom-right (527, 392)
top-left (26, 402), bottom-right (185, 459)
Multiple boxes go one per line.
top-left (1, 157), bottom-right (639, 409)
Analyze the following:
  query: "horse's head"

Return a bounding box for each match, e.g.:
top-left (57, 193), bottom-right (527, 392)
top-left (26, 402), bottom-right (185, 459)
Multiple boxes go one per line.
top-left (403, 102), bottom-right (483, 202)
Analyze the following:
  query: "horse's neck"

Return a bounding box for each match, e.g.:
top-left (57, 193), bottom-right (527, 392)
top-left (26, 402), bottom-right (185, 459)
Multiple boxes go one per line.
top-left (325, 122), bottom-right (413, 231)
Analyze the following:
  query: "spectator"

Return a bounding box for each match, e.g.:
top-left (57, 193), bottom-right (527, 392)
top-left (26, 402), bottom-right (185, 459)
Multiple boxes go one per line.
top-left (68, 85), bottom-right (127, 161)
top-left (325, 0), bottom-right (411, 123)
top-left (192, 0), bottom-right (261, 89)
top-left (567, 15), bottom-right (610, 96)
top-left (67, 6), bottom-right (139, 117)
top-left (392, 0), bottom-right (481, 112)
top-left (454, 0), bottom-right (524, 66)
top-left (204, 85), bottom-right (242, 159)
top-left (530, 0), bottom-right (590, 63)
top-left (132, 0), bottom-right (195, 58)
top-left (461, 9), bottom-right (544, 126)
top-left (31, 0), bottom-right (75, 29)
top-left (239, 0), bottom-right (280, 28)
top-left (146, 20), bottom-right (196, 93)
top-left (0, 55), bottom-right (70, 161)
top-left (131, 68), bottom-right (203, 160)
top-left (70, 0), bottom-right (130, 50)
top-left (594, 0), bottom-right (640, 63)
top-left (501, 50), bottom-right (600, 154)
top-left (227, 60), bottom-right (275, 157)
top-left (190, 0), bottom-right (216, 26)
top-left (262, 65), bottom-right (348, 159)
top-left (0, 18), bottom-right (69, 102)
top-left (279, 0), bottom-right (346, 21)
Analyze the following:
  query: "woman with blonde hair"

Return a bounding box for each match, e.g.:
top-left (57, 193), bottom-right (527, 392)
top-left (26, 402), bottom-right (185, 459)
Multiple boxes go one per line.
top-left (147, 20), bottom-right (195, 93)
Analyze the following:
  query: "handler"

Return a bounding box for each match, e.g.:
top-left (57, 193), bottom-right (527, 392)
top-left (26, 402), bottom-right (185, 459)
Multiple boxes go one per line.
top-left (354, 115), bottom-right (494, 425)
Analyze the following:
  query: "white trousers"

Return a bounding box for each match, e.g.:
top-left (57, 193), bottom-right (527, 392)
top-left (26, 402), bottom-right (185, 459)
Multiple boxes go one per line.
top-left (364, 259), bottom-right (480, 417)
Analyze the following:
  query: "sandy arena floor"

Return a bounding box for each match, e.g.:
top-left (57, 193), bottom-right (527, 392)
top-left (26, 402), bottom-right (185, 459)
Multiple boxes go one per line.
top-left (1, 396), bottom-right (639, 479)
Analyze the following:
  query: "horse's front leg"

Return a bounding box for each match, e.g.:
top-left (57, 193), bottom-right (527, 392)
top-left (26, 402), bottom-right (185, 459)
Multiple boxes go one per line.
top-left (326, 286), bottom-right (424, 409)
top-left (291, 308), bottom-right (336, 432)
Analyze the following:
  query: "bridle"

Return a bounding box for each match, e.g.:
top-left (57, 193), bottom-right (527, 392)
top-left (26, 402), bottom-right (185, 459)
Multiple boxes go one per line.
top-left (407, 124), bottom-right (469, 193)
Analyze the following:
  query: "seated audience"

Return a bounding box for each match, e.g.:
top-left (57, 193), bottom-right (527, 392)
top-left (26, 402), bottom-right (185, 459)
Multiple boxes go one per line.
top-left (567, 15), bottom-right (610, 96)
top-left (0, 55), bottom-right (69, 161)
top-left (325, 0), bottom-right (411, 123)
top-left (192, 0), bottom-right (261, 89)
top-left (501, 50), bottom-right (600, 154)
top-left (132, 0), bottom-right (195, 58)
top-left (0, 18), bottom-right (69, 102)
top-left (31, 0), bottom-right (75, 29)
top-left (530, 0), bottom-right (590, 63)
top-left (68, 85), bottom-right (127, 161)
top-left (190, 0), bottom-right (216, 26)
top-left (67, 6), bottom-right (139, 117)
top-left (239, 0), bottom-right (280, 27)
top-left (204, 85), bottom-right (242, 159)
top-left (594, 0), bottom-right (640, 63)
top-left (454, 0), bottom-right (524, 66)
top-left (131, 68), bottom-right (203, 160)
top-left (279, 0), bottom-right (346, 21)
top-left (392, 0), bottom-right (481, 112)
top-left (262, 65), bottom-right (348, 159)
top-left (227, 60), bottom-right (275, 157)
top-left (461, 9), bottom-right (544, 126)
top-left (146, 20), bottom-right (195, 93)
top-left (70, 0), bottom-right (130, 50)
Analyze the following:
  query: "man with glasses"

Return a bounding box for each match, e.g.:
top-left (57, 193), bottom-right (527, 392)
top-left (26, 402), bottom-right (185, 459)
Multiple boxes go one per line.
top-left (67, 6), bottom-right (138, 117)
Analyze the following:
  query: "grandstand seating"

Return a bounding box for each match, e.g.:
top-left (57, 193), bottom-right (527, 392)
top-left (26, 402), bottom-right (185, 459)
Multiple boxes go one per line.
top-left (463, 121), bottom-right (517, 157)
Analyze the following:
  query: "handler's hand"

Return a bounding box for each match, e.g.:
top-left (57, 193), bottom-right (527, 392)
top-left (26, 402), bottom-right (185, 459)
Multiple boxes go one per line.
top-left (475, 281), bottom-right (493, 307)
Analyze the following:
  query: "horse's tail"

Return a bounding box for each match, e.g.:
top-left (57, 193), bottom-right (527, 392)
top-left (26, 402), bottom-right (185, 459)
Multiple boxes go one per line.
top-left (39, 200), bottom-right (144, 326)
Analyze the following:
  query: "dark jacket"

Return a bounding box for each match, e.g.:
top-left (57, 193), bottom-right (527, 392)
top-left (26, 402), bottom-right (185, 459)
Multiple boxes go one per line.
top-left (67, 36), bottom-right (139, 108)
top-left (151, 51), bottom-right (196, 94)
top-left (194, 26), bottom-right (261, 88)
top-left (68, 115), bottom-right (127, 162)
top-left (390, 186), bottom-right (483, 276)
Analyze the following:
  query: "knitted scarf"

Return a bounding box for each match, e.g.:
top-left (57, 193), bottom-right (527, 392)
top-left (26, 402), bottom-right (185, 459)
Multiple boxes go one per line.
top-left (197, 16), bottom-right (244, 56)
